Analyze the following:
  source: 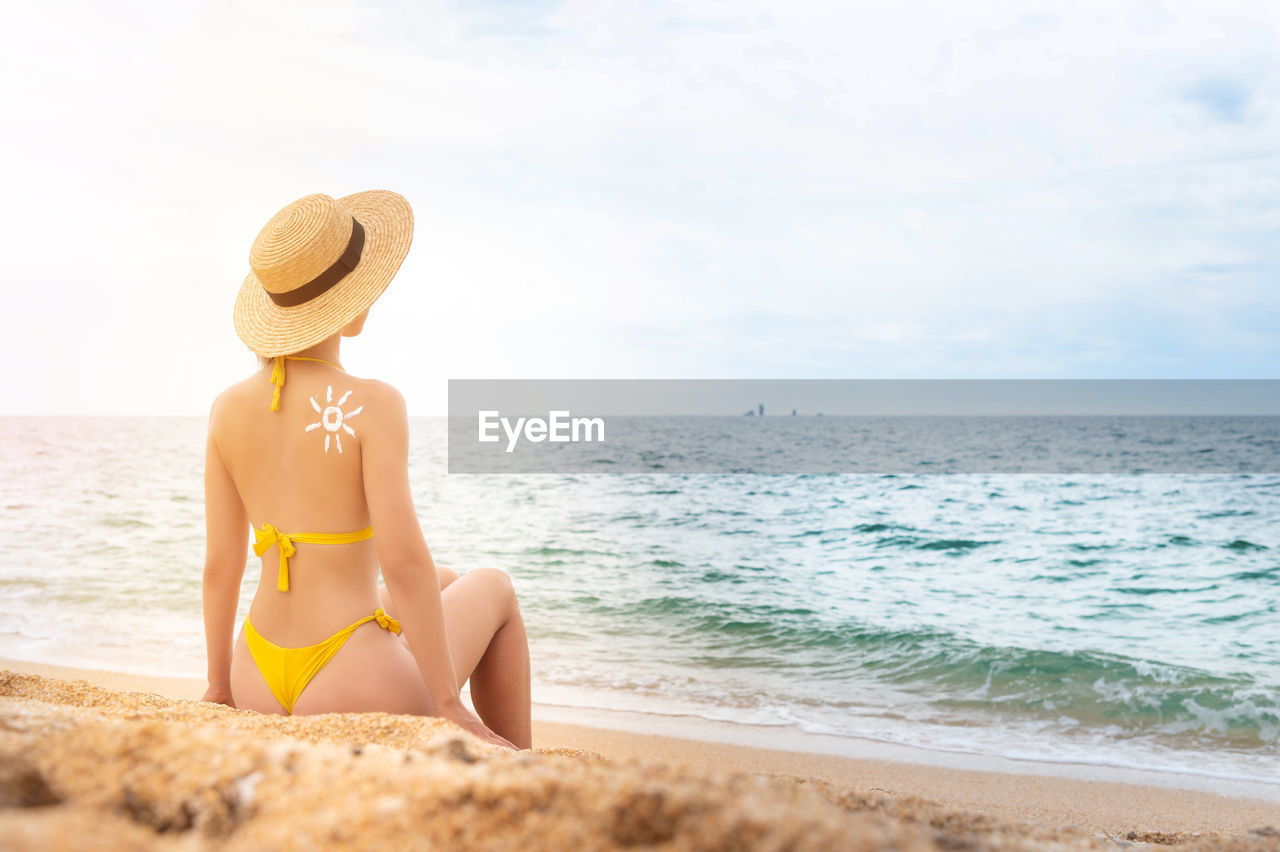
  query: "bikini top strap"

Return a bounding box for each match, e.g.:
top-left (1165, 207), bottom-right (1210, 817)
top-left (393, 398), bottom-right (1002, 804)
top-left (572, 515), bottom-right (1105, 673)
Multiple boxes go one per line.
top-left (253, 523), bottom-right (375, 592)
top-left (268, 355), bottom-right (345, 412)
top-left (269, 358), bottom-right (286, 412)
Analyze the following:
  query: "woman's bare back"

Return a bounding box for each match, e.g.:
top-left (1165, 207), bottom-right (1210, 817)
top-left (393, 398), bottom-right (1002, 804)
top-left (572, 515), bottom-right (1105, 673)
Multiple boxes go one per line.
top-left (210, 359), bottom-right (431, 714)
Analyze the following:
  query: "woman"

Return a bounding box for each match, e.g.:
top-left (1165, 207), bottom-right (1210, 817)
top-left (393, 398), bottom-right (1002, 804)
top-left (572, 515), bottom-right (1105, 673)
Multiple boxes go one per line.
top-left (201, 190), bottom-right (529, 751)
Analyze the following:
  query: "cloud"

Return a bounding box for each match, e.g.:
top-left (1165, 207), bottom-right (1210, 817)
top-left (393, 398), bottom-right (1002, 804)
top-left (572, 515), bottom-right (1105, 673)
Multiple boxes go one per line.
top-left (1182, 75), bottom-right (1253, 123)
top-left (1, 0), bottom-right (1278, 413)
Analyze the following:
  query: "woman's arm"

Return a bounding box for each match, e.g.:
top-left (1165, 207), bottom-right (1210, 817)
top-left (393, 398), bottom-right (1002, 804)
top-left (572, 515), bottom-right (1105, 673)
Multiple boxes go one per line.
top-left (202, 398), bottom-right (248, 705)
top-left (361, 383), bottom-right (514, 749)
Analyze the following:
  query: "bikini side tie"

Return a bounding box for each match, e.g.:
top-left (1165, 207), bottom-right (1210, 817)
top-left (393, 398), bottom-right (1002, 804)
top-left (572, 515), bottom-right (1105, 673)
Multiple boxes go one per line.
top-left (372, 608), bottom-right (401, 633)
top-left (253, 523), bottom-right (376, 592)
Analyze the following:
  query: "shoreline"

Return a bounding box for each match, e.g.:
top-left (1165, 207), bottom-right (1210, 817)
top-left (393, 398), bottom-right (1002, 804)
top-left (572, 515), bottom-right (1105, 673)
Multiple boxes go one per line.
top-left (3, 655), bottom-right (1277, 839)
top-left (533, 701), bottom-right (1280, 803)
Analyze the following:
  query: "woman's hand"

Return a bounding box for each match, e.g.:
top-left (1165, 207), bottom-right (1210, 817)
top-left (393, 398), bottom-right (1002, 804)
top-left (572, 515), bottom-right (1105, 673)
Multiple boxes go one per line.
top-left (201, 684), bottom-right (236, 707)
top-left (441, 701), bottom-right (519, 751)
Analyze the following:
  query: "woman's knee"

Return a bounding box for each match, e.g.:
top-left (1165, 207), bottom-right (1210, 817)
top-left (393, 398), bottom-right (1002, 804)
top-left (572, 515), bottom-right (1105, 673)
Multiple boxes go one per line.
top-left (436, 564), bottom-right (459, 590)
top-left (470, 567), bottom-right (518, 613)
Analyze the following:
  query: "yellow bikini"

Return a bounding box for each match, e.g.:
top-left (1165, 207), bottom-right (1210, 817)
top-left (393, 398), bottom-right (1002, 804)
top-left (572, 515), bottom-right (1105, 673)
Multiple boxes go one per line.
top-left (244, 605), bottom-right (399, 714)
top-left (244, 355), bottom-right (399, 714)
top-left (253, 523), bottom-right (375, 592)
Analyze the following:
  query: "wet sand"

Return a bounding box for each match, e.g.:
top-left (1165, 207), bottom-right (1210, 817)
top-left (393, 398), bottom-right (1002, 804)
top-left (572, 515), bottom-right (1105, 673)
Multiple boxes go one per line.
top-left (1, 658), bottom-right (1277, 850)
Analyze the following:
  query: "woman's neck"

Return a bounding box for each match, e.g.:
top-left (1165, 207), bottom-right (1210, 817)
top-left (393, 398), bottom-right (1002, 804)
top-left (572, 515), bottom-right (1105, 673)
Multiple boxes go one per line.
top-left (290, 335), bottom-right (342, 368)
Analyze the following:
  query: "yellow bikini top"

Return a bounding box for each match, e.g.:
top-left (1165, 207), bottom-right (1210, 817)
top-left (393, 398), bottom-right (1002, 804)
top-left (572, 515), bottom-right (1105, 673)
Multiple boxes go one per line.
top-left (253, 523), bottom-right (374, 592)
top-left (257, 355), bottom-right (372, 592)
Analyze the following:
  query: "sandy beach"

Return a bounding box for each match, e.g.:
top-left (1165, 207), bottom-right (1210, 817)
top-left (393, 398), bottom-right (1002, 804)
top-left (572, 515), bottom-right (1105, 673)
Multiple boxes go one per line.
top-left (2, 657), bottom-right (1277, 850)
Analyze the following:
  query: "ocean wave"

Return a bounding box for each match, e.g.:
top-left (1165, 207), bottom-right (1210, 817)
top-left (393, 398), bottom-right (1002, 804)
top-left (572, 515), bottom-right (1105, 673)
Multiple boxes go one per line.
top-left (1229, 566), bottom-right (1280, 582)
top-left (579, 594), bottom-right (1280, 747)
top-left (916, 538), bottom-right (998, 551)
top-left (852, 522), bottom-right (896, 533)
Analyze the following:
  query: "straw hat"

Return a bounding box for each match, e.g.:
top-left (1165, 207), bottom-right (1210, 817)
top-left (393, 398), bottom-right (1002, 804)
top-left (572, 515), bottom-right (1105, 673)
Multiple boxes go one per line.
top-left (233, 191), bottom-right (413, 357)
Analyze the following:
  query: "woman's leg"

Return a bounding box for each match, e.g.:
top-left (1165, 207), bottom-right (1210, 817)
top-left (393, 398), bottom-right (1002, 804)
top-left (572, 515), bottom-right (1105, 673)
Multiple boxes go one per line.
top-left (379, 565), bottom-right (458, 611)
top-left (440, 568), bottom-right (532, 749)
top-left (436, 565), bottom-right (460, 590)
top-left (380, 566), bottom-right (460, 649)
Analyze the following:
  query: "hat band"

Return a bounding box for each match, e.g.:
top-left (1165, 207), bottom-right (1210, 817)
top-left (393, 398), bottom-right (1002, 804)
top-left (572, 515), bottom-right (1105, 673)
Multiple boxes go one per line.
top-left (267, 218), bottom-right (366, 307)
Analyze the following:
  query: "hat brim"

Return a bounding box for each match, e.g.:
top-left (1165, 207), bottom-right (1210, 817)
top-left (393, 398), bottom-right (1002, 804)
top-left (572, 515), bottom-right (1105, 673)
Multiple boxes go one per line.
top-left (233, 190), bottom-right (413, 357)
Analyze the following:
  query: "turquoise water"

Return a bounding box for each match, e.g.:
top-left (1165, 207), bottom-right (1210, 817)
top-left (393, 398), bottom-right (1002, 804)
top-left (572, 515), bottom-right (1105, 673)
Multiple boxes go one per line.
top-left (1, 417), bottom-right (1277, 784)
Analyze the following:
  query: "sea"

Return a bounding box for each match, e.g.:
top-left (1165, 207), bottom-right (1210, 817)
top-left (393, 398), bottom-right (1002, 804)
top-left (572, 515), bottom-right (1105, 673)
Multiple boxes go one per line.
top-left (1, 417), bottom-right (1277, 792)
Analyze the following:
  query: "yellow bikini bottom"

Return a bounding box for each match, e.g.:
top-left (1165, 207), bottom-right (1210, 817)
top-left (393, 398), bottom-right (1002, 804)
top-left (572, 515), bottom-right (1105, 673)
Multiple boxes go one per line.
top-left (244, 608), bottom-right (401, 714)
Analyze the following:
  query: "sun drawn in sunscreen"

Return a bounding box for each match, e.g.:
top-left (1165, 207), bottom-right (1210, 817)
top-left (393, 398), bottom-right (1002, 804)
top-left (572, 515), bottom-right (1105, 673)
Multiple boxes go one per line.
top-left (306, 386), bottom-right (363, 454)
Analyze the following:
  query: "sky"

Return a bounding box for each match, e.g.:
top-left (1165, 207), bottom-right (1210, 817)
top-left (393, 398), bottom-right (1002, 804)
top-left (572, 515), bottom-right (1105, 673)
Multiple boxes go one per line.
top-left (2, 0), bottom-right (1278, 415)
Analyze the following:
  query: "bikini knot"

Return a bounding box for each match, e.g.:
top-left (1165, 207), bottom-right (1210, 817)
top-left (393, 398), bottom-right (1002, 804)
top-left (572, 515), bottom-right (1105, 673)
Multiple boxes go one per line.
top-left (253, 524), bottom-right (296, 592)
top-left (269, 356), bottom-right (285, 411)
top-left (373, 608), bottom-right (401, 634)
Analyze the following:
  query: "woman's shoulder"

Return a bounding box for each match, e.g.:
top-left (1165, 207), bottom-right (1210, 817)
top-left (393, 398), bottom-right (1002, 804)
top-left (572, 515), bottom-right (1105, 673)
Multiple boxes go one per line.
top-left (336, 375), bottom-right (408, 441)
top-left (335, 374), bottom-right (406, 419)
top-left (207, 371), bottom-right (267, 424)
top-left (345, 374), bottom-right (405, 405)
top-left (206, 368), bottom-right (409, 441)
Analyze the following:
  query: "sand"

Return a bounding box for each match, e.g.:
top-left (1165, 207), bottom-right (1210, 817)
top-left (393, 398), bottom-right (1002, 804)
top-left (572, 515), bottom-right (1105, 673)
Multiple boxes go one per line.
top-left (1, 659), bottom-right (1278, 850)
